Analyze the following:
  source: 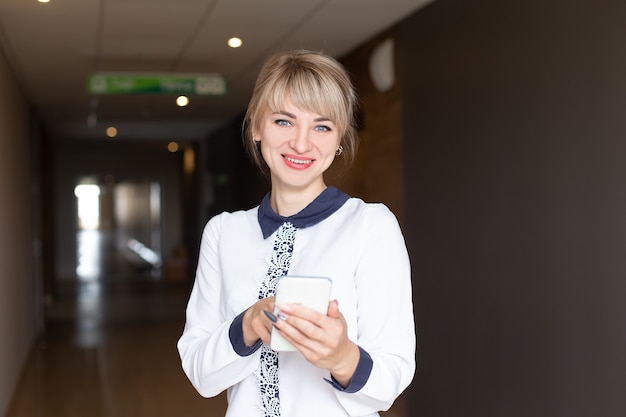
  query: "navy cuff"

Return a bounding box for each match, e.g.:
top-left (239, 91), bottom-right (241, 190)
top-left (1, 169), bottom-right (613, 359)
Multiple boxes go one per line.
top-left (229, 310), bottom-right (263, 356)
top-left (324, 346), bottom-right (373, 393)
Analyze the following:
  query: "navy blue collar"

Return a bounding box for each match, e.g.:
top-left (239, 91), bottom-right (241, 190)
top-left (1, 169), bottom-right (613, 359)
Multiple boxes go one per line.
top-left (258, 186), bottom-right (350, 239)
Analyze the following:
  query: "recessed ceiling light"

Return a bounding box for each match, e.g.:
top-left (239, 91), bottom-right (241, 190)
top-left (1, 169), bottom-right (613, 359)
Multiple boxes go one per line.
top-left (176, 95), bottom-right (189, 107)
top-left (228, 37), bottom-right (243, 48)
top-left (106, 127), bottom-right (117, 138)
top-left (38, 0), bottom-right (50, 3)
top-left (168, 142), bottom-right (179, 153)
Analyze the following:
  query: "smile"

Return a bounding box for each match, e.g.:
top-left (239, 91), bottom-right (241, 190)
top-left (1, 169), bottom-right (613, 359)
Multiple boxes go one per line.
top-left (283, 155), bottom-right (314, 165)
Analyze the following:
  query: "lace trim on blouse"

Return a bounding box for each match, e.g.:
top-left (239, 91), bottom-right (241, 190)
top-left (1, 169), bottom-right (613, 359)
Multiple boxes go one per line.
top-left (255, 222), bottom-right (296, 417)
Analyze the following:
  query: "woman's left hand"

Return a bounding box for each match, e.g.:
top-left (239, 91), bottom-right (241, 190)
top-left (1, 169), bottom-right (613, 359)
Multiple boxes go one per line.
top-left (273, 300), bottom-right (360, 387)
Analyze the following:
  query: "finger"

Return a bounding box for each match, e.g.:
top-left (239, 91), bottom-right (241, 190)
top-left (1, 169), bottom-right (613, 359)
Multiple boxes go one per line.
top-left (264, 309), bottom-right (278, 323)
top-left (277, 314), bottom-right (333, 353)
top-left (258, 325), bottom-right (271, 345)
top-left (260, 296), bottom-right (275, 311)
top-left (275, 325), bottom-right (334, 365)
top-left (273, 320), bottom-right (323, 355)
top-left (275, 303), bottom-right (325, 324)
top-left (327, 299), bottom-right (340, 318)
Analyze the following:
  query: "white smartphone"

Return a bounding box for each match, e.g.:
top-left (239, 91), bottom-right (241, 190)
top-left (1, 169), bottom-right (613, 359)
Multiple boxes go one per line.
top-left (270, 275), bottom-right (333, 351)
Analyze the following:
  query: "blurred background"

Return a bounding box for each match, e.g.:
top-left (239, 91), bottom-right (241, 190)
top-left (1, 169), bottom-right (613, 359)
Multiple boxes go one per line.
top-left (2, 0), bottom-right (626, 416)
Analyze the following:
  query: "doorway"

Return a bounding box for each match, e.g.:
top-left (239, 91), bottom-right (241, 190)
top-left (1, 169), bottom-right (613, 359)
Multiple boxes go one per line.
top-left (74, 175), bottom-right (163, 282)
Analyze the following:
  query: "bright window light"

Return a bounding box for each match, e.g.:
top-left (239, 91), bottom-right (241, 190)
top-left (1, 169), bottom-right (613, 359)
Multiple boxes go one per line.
top-left (74, 184), bottom-right (101, 230)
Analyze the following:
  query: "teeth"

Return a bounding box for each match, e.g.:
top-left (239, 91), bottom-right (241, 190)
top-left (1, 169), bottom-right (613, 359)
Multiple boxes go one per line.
top-left (285, 156), bottom-right (312, 165)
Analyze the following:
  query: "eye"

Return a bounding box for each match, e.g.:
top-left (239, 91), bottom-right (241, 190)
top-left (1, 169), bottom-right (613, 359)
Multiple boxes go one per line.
top-left (314, 124), bottom-right (332, 132)
top-left (275, 119), bottom-right (292, 127)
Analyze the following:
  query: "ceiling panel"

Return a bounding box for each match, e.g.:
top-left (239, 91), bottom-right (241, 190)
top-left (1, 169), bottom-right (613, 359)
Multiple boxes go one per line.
top-left (0, 0), bottom-right (435, 141)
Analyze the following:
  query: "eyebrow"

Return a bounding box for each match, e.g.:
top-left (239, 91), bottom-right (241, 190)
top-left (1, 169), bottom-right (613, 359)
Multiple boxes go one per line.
top-left (272, 110), bottom-right (332, 123)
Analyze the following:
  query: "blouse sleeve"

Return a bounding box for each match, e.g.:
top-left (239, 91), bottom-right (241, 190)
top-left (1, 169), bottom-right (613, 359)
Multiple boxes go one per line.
top-left (177, 215), bottom-right (261, 398)
top-left (334, 204), bottom-right (416, 415)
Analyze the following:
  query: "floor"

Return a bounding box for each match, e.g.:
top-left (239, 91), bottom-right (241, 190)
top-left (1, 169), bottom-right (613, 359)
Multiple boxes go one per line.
top-left (6, 230), bottom-right (405, 417)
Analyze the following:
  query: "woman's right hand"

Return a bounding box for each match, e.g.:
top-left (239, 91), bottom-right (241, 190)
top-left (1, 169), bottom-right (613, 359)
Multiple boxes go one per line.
top-left (242, 296), bottom-right (275, 346)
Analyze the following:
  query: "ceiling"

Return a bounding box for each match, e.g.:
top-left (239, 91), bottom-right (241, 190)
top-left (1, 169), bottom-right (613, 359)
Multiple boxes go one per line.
top-left (0, 0), bottom-right (433, 143)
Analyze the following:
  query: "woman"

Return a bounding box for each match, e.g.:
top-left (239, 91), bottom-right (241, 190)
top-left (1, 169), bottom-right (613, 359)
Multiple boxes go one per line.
top-left (177, 50), bottom-right (415, 417)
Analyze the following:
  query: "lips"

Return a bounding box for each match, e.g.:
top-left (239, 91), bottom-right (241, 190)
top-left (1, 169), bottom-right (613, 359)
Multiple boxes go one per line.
top-left (282, 154), bottom-right (314, 169)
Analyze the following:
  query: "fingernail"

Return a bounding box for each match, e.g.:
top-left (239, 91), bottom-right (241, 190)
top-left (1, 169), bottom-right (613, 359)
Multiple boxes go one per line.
top-left (263, 310), bottom-right (277, 323)
top-left (277, 312), bottom-right (288, 321)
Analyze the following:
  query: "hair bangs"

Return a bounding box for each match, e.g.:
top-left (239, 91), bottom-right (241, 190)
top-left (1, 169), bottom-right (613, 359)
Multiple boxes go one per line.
top-left (264, 68), bottom-right (349, 135)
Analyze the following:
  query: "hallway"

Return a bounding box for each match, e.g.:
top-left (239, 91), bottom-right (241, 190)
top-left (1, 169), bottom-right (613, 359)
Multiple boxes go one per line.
top-left (5, 230), bottom-right (228, 417)
top-left (6, 230), bottom-right (406, 417)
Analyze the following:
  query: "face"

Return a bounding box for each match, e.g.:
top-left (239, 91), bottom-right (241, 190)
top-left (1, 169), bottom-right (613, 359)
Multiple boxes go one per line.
top-left (256, 96), bottom-right (341, 197)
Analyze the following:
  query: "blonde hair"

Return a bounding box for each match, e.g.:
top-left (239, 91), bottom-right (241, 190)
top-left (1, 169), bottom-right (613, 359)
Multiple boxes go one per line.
top-left (243, 50), bottom-right (359, 175)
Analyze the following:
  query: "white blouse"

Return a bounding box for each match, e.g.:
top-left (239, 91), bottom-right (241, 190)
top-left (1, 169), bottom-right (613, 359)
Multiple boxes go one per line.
top-left (177, 196), bottom-right (415, 417)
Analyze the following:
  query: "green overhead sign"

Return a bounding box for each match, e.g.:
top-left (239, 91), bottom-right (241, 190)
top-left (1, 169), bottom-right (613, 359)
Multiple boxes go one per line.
top-left (87, 73), bottom-right (228, 95)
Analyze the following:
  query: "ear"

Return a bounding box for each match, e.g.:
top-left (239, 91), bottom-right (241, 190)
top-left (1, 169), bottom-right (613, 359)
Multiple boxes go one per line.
top-left (252, 126), bottom-right (261, 143)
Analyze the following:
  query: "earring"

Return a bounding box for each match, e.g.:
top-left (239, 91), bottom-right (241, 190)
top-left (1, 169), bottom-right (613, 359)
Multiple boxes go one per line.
top-left (335, 145), bottom-right (343, 156)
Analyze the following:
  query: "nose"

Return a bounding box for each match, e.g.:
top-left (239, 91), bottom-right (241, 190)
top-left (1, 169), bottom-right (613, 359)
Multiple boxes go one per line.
top-left (290, 127), bottom-right (312, 154)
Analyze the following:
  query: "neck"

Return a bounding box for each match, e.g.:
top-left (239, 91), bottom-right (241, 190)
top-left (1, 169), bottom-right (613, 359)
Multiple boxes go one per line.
top-left (270, 183), bottom-right (327, 217)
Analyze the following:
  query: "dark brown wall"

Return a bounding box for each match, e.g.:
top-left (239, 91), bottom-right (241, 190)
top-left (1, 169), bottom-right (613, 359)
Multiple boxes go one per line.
top-left (331, 31), bottom-right (406, 225)
top-left (400, 0), bottom-right (626, 416)
top-left (205, 113), bottom-right (267, 218)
